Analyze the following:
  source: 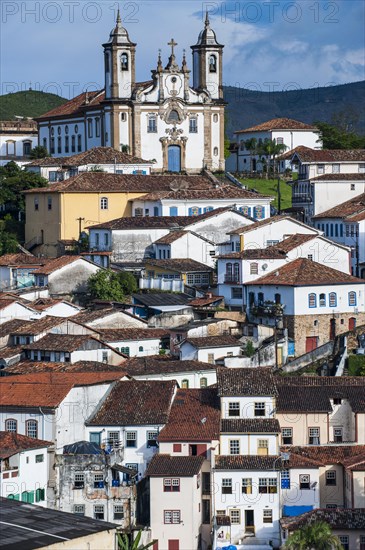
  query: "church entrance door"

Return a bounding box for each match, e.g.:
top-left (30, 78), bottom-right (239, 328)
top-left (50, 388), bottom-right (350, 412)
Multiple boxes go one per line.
top-left (168, 145), bottom-right (181, 172)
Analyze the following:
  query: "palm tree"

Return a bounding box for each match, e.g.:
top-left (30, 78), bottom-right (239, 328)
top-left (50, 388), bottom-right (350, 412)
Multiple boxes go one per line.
top-left (284, 520), bottom-right (344, 550)
top-left (117, 530), bottom-right (157, 550)
top-left (257, 138), bottom-right (287, 178)
top-left (244, 137), bottom-right (258, 173)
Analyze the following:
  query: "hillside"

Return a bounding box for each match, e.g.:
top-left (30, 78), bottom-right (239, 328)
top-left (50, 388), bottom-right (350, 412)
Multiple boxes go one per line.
top-left (224, 80), bottom-right (365, 138)
top-left (0, 90), bottom-right (67, 120)
top-left (1, 82), bottom-right (364, 138)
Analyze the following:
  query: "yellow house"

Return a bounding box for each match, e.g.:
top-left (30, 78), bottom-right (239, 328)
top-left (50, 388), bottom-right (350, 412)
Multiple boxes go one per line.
top-left (143, 258), bottom-right (214, 288)
top-left (24, 173), bottom-right (211, 257)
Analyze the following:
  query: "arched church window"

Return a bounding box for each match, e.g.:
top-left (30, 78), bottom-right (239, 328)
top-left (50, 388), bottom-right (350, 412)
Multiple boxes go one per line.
top-left (167, 110), bottom-right (180, 123)
top-left (121, 113), bottom-right (127, 122)
top-left (65, 125), bottom-right (69, 135)
top-left (213, 114), bottom-right (218, 123)
top-left (209, 55), bottom-right (217, 73)
top-left (51, 127), bottom-right (55, 137)
top-left (189, 117), bottom-right (197, 133)
top-left (121, 53), bottom-right (128, 71)
top-left (213, 147), bottom-right (218, 156)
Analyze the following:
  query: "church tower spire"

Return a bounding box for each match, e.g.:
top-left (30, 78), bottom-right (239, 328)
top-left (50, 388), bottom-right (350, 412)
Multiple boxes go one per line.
top-left (102, 9), bottom-right (136, 99)
top-left (190, 12), bottom-right (224, 99)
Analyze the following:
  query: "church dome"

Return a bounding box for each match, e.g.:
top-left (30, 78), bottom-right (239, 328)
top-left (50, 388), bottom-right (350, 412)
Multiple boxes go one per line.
top-left (106, 10), bottom-right (134, 45)
top-left (195, 12), bottom-right (221, 46)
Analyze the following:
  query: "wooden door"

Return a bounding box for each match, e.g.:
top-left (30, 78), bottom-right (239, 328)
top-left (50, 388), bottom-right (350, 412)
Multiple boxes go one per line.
top-left (168, 541), bottom-right (179, 550)
top-left (306, 336), bottom-right (318, 353)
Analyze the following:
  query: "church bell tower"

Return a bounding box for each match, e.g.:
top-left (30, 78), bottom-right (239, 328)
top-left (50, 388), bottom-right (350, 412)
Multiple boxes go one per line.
top-left (103, 10), bottom-right (136, 100)
top-left (191, 12), bottom-right (224, 99)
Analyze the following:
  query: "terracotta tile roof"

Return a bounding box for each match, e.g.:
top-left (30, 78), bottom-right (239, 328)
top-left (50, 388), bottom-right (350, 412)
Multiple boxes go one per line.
top-left (292, 146), bottom-right (365, 163)
top-left (276, 376), bottom-right (365, 413)
top-left (220, 248), bottom-right (286, 260)
top-left (27, 147), bottom-right (150, 167)
top-left (96, 328), bottom-right (168, 341)
top-left (280, 508), bottom-right (365, 531)
top-left (4, 360), bottom-right (126, 375)
top-left (123, 356), bottom-right (216, 376)
top-left (280, 445), bottom-right (365, 466)
top-left (73, 307), bottom-right (148, 325)
top-left (153, 230), bottom-right (189, 244)
top-left (31, 255), bottom-right (87, 275)
top-left (0, 319), bottom-right (32, 338)
top-left (217, 367), bottom-right (277, 397)
top-left (158, 388), bottom-right (220, 442)
top-left (87, 216), bottom-right (195, 231)
top-left (228, 215), bottom-right (291, 235)
top-left (0, 431), bottom-right (53, 459)
top-left (145, 258), bottom-right (213, 273)
top-left (0, 253), bottom-right (44, 267)
top-left (310, 173), bottom-right (365, 182)
top-left (221, 418), bottom-right (281, 433)
top-left (342, 454), bottom-right (365, 471)
top-left (0, 345), bottom-right (24, 359)
top-left (246, 257), bottom-right (363, 286)
top-left (36, 90), bottom-right (105, 120)
top-left (10, 315), bottom-right (63, 336)
top-left (0, 372), bottom-right (122, 407)
top-left (189, 296), bottom-right (224, 307)
top-left (23, 334), bottom-right (102, 352)
top-left (87, 379), bottom-right (176, 425)
top-left (146, 454), bottom-right (205, 477)
top-left (184, 336), bottom-right (241, 349)
top-left (29, 298), bottom-right (80, 312)
top-left (215, 455), bottom-right (280, 470)
top-left (139, 185), bottom-right (272, 201)
top-left (269, 233), bottom-right (316, 253)
top-left (24, 173), bottom-right (213, 195)
top-left (234, 118), bottom-right (319, 134)
top-left (312, 192), bottom-right (365, 220)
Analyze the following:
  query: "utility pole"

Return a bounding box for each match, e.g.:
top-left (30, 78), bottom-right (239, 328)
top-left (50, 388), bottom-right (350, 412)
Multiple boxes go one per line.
top-left (277, 177), bottom-right (281, 214)
top-left (76, 217), bottom-right (85, 253)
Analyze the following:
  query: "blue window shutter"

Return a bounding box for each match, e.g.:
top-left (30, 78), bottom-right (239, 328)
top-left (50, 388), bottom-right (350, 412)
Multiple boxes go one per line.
top-left (142, 170), bottom-right (147, 175)
top-left (169, 207), bottom-right (177, 216)
top-left (132, 170), bottom-right (137, 175)
top-left (198, 208), bottom-right (202, 215)
top-left (253, 207), bottom-right (257, 219)
top-left (247, 207), bottom-right (251, 216)
top-left (188, 208), bottom-right (193, 216)
top-left (261, 207), bottom-right (265, 218)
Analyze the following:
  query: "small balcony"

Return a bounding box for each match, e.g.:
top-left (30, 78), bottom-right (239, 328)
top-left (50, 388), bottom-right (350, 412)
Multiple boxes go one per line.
top-left (224, 275), bottom-right (241, 284)
top-left (292, 193), bottom-right (313, 204)
top-left (250, 301), bottom-right (285, 318)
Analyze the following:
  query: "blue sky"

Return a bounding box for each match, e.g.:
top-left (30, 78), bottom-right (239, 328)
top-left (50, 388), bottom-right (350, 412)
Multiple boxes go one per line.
top-left (1, 0), bottom-right (364, 98)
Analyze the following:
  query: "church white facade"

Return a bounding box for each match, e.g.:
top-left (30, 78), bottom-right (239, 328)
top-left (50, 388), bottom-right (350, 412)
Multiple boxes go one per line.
top-left (37, 12), bottom-right (226, 173)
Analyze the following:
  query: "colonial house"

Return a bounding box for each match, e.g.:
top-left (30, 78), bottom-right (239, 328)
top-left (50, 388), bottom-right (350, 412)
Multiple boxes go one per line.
top-left (23, 334), bottom-right (125, 365)
top-left (226, 117), bottom-right (321, 174)
top-left (179, 336), bottom-right (242, 363)
top-left (312, 192), bottom-right (365, 278)
top-left (153, 231), bottom-right (217, 268)
top-left (245, 258), bottom-right (365, 356)
top-left (25, 146), bottom-right (153, 181)
top-left (213, 368), bottom-right (282, 548)
top-left (95, 328), bottom-right (169, 357)
top-left (23, 173), bottom-right (217, 257)
top-left (146, 454), bottom-right (207, 550)
top-left (131, 186), bottom-right (273, 220)
top-left (286, 146), bottom-right (365, 223)
top-left (0, 372), bottom-right (124, 448)
top-left (217, 232), bottom-right (351, 309)
top-left (0, 431), bottom-right (53, 506)
top-left (0, 299), bottom-right (38, 325)
top-left (141, 259), bottom-right (214, 293)
top-left (85, 379), bottom-right (177, 477)
top-left (281, 509), bottom-right (365, 550)
top-left (36, 12), bottom-right (226, 173)
top-left (123, 356), bottom-right (218, 389)
top-left (29, 298), bottom-right (82, 318)
top-left (86, 207), bottom-right (254, 266)
top-left (74, 307), bottom-right (147, 329)
top-left (56, 440), bottom-right (136, 528)
top-left (0, 253), bottom-right (45, 292)
top-left (0, 119), bottom-right (38, 167)
top-left (31, 256), bottom-right (102, 297)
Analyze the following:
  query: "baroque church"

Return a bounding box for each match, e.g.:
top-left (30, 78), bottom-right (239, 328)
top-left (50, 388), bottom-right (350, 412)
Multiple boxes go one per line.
top-left (37, 11), bottom-right (226, 173)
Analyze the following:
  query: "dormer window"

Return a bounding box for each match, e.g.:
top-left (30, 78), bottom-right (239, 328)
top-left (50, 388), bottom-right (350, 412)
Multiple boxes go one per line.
top-left (121, 53), bottom-right (128, 71)
top-left (209, 54), bottom-right (217, 73)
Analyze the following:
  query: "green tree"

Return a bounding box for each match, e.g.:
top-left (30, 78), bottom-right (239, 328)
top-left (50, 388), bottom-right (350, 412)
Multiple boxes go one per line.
top-left (30, 145), bottom-right (49, 159)
top-left (284, 521), bottom-right (343, 550)
top-left (0, 161), bottom-right (48, 214)
top-left (244, 138), bottom-right (258, 172)
top-left (0, 218), bottom-right (19, 255)
top-left (117, 271), bottom-right (138, 295)
top-left (117, 530), bottom-right (156, 550)
top-left (87, 269), bottom-right (125, 301)
top-left (257, 138), bottom-right (287, 178)
top-left (315, 121), bottom-right (365, 149)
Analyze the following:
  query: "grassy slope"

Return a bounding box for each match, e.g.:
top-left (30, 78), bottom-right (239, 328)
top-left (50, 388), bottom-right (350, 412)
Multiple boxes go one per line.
top-left (0, 90), bottom-right (67, 120)
top-left (239, 177), bottom-right (292, 210)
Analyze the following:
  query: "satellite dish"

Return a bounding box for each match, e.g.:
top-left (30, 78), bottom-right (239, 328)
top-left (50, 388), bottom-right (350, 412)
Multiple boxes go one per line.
top-left (262, 263), bottom-right (268, 271)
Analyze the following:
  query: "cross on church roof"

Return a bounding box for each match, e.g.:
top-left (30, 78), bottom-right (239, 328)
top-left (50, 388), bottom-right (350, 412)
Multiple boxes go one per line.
top-left (168, 38), bottom-right (177, 56)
